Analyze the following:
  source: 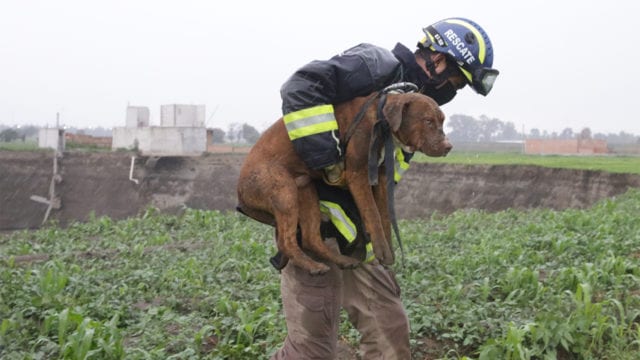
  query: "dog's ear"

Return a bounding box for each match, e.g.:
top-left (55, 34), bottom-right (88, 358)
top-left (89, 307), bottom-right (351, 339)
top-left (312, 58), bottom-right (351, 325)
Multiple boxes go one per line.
top-left (383, 95), bottom-right (410, 132)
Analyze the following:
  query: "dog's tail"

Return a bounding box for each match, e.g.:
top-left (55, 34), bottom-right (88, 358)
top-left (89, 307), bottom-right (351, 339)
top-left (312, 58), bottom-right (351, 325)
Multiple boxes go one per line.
top-left (269, 251), bottom-right (289, 271)
top-left (235, 204), bottom-right (276, 227)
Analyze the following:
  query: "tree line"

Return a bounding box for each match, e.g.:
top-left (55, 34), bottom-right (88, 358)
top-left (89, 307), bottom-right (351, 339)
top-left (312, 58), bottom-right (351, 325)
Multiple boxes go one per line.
top-left (446, 114), bottom-right (640, 144)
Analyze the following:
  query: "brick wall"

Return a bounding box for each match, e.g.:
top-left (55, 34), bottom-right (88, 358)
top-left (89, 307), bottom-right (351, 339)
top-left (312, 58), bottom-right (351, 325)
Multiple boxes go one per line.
top-left (65, 133), bottom-right (112, 148)
top-left (524, 139), bottom-right (608, 154)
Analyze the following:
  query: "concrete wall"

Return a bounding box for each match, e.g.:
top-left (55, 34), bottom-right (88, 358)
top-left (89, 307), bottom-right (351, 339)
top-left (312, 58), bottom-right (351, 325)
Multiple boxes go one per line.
top-left (160, 104), bottom-right (205, 127)
top-left (38, 128), bottom-right (65, 151)
top-left (112, 127), bottom-right (206, 156)
top-left (126, 106), bottom-right (150, 128)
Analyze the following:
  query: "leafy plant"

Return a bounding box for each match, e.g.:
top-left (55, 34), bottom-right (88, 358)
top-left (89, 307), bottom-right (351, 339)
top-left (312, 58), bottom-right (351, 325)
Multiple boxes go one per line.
top-left (1, 190), bottom-right (640, 359)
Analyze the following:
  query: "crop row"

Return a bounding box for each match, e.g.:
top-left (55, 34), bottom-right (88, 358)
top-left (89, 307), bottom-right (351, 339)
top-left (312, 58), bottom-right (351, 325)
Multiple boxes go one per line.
top-left (1, 189), bottom-right (640, 359)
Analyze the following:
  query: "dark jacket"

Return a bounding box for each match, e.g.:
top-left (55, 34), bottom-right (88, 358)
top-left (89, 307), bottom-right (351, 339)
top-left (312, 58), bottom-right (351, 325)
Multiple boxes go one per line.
top-left (281, 42), bottom-right (430, 113)
top-left (279, 43), bottom-right (430, 169)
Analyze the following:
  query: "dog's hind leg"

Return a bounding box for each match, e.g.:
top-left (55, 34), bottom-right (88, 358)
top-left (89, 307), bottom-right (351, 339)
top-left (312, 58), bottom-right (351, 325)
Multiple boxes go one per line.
top-left (238, 164), bottom-right (329, 275)
top-left (297, 183), bottom-right (360, 270)
top-left (269, 171), bottom-right (331, 275)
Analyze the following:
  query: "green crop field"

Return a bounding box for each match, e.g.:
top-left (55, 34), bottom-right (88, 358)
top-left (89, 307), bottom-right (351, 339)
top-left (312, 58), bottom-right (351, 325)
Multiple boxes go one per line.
top-left (413, 152), bottom-right (640, 175)
top-left (2, 189), bottom-right (640, 359)
top-left (0, 141), bottom-right (40, 151)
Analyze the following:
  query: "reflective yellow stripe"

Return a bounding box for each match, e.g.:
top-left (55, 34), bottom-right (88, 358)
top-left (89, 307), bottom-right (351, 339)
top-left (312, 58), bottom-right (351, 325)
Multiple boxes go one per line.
top-left (283, 105), bottom-right (339, 140)
top-left (394, 148), bottom-right (410, 182)
top-left (420, 33), bottom-right (437, 52)
top-left (459, 67), bottom-right (472, 83)
top-left (319, 200), bottom-right (357, 242)
top-left (284, 104), bottom-right (334, 124)
top-left (446, 19), bottom-right (486, 64)
top-left (365, 242), bottom-right (375, 263)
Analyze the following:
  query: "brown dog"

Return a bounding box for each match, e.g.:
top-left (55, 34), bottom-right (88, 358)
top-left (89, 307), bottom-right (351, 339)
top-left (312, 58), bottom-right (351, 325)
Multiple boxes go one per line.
top-left (236, 91), bottom-right (451, 274)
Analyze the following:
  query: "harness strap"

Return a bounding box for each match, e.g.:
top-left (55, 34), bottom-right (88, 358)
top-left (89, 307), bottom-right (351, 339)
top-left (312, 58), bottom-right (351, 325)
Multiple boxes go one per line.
top-left (343, 83), bottom-right (417, 162)
top-left (340, 92), bottom-right (381, 157)
top-left (368, 93), bottom-right (405, 267)
top-left (338, 83), bottom-right (418, 267)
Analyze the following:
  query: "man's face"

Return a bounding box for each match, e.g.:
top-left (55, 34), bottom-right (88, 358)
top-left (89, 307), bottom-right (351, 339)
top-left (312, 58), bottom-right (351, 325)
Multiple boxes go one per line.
top-left (418, 52), bottom-right (469, 105)
top-left (421, 52), bottom-right (468, 90)
top-left (447, 72), bottom-right (467, 90)
top-left (439, 56), bottom-right (468, 91)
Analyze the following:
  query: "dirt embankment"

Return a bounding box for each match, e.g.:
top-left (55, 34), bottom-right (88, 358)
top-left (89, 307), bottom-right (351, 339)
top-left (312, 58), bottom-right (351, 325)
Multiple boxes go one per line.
top-left (394, 163), bottom-right (640, 218)
top-left (1, 151), bottom-right (639, 230)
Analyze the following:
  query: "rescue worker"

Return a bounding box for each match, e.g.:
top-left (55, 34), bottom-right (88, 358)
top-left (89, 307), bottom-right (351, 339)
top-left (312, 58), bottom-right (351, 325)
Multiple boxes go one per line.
top-left (271, 17), bottom-right (499, 359)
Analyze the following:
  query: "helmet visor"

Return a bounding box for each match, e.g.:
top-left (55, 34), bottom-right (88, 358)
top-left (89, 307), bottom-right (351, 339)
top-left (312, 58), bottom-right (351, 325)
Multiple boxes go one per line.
top-left (471, 68), bottom-right (499, 96)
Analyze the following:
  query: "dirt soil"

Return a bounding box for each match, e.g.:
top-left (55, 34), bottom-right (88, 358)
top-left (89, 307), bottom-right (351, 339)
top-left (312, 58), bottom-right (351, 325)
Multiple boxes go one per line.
top-left (2, 150), bottom-right (640, 230)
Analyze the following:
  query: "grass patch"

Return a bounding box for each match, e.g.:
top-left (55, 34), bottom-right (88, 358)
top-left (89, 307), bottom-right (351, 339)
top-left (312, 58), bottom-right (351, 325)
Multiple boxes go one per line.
top-left (413, 151), bottom-right (640, 174)
top-left (0, 140), bottom-right (41, 151)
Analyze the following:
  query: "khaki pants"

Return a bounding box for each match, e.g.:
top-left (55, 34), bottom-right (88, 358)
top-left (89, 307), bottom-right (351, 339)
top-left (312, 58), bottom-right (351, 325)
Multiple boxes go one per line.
top-left (270, 240), bottom-right (411, 360)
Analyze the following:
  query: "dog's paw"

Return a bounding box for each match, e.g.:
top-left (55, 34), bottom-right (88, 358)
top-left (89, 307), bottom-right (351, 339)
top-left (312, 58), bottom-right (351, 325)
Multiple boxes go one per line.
top-left (373, 241), bottom-right (395, 266)
top-left (307, 263), bottom-right (331, 275)
top-left (378, 255), bottom-right (395, 266)
top-left (336, 255), bottom-right (360, 270)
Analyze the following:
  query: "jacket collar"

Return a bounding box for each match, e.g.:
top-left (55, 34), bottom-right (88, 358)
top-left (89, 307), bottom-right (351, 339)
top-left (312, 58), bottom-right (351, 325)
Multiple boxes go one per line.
top-left (391, 43), bottom-right (430, 91)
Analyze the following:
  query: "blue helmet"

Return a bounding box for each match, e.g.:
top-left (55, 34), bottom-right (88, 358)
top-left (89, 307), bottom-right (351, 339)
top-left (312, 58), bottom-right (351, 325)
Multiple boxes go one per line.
top-left (419, 17), bottom-right (499, 95)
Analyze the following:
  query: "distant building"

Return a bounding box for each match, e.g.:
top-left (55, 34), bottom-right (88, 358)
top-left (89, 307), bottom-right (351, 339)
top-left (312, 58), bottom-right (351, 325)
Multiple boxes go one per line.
top-left (160, 104), bottom-right (205, 127)
top-left (112, 104), bottom-right (206, 156)
top-left (126, 106), bottom-right (150, 128)
top-left (38, 128), bottom-right (65, 152)
top-left (524, 139), bottom-right (608, 155)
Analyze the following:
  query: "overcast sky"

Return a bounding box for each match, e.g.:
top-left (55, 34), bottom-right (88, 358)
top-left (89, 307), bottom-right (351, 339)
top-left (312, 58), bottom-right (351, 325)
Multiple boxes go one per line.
top-left (2, 0), bottom-right (639, 136)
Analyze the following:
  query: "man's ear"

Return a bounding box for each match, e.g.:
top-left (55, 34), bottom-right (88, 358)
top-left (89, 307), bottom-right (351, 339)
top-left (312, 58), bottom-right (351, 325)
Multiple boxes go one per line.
top-left (383, 95), bottom-right (409, 132)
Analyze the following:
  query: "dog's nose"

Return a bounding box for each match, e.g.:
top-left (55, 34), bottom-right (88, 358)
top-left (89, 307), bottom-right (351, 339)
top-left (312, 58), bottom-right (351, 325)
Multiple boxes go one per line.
top-left (443, 140), bottom-right (453, 155)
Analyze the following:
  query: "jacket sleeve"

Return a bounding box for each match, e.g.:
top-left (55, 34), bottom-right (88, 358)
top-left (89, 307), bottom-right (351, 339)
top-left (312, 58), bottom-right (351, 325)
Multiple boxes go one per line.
top-left (280, 43), bottom-right (401, 113)
top-left (279, 43), bottom-right (401, 170)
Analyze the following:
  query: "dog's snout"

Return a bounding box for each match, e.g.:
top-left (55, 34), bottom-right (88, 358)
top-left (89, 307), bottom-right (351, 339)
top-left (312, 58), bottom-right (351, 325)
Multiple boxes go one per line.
top-left (439, 133), bottom-right (453, 156)
top-left (443, 140), bottom-right (453, 155)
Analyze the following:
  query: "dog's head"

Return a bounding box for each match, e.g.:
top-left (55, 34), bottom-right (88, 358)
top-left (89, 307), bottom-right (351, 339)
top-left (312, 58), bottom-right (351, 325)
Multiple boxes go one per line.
top-left (383, 93), bottom-right (452, 157)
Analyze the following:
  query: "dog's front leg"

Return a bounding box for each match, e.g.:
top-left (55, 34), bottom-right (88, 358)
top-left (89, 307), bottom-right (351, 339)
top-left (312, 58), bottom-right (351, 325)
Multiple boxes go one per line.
top-left (346, 174), bottom-right (394, 265)
top-left (372, 170), bottom-right (393, 258)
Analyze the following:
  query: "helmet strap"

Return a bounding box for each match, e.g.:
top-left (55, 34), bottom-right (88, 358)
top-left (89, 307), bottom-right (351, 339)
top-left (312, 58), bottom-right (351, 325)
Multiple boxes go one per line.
top-left (419, 50), bottom-right (455, 85)
top-left (418, 50), bottom-right (438, 79)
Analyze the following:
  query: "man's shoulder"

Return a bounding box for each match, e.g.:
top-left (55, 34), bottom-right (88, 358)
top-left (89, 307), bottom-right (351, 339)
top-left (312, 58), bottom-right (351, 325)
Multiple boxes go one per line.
top-left (340, 43), bottom-right (391, 56)
top-left (338, 43), bottom-right (398, 67)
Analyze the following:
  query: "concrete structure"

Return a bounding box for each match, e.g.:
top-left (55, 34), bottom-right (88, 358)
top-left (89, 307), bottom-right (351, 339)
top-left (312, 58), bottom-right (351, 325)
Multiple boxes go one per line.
top-left (524, 139), bottom-right (608, 155)
top-left (113, 104), bottom-right (207, 156)
top-left (160, 104), bottom-right (205, 127)
top-left (38, 128), bottom-right (65, 152)
top-left (126, 106), bottom-right (150, 128)
top-left (112, 127), bottom-right (206, 156)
